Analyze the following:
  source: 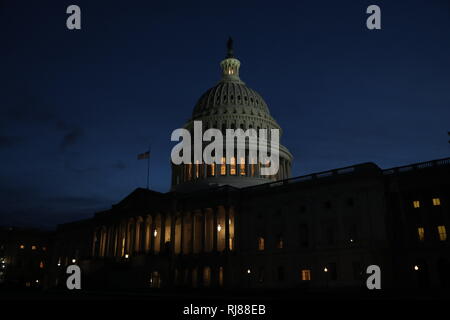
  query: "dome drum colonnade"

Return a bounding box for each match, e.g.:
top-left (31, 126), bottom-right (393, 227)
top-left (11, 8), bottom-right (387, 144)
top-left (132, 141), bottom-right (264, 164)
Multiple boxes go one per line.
top-left (171, 38), bottom-right (293, 192)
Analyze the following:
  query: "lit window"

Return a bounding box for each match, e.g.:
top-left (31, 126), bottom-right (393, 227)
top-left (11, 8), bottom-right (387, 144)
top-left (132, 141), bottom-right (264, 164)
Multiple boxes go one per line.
top-left (31, 245), bottom-right (37, 250)
top-left (417, 227), bottom-right (425, 241)
top-left (239, 157), bottom-right (246, 176)
top-left (432, 198), bottom-right (441, 206)
top-left (437, 226), bottom-right (447, 241)
top-left (19, 244), bottom-right (25, 249)
top-left (257, 237), bottom-right (265, 251)
top-left (219, 267), bottom-right (224, 287)
top-left (195, 160), bottom-right (200, 178)
top-left (42, 247), bottom-right (47, 251)
top-left (186, 164), bottom-right (192, 181)
top-left (413, 201), bottom-right (420, 208)
top-left (209, 164), bottom-right (215, 176)
top-left (301, 269), bottom-right (311, 281)
top-left (220, 157), bottom-right (226, 175)
top-left (230, 157), bottom-right (236, 175)
top-left (39, 261), bottom-right (44, 269)
top-left (277, 237), bottom-right (284, 249)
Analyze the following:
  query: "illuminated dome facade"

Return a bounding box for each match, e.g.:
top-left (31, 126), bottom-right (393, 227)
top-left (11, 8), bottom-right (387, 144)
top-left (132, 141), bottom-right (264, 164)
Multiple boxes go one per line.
top-left (171, 39), bottom-right (293, 192)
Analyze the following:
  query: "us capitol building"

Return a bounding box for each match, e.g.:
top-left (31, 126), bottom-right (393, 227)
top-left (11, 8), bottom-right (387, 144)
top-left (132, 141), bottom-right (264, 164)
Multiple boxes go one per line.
top-left (44, 40), bottom-right (449, 291)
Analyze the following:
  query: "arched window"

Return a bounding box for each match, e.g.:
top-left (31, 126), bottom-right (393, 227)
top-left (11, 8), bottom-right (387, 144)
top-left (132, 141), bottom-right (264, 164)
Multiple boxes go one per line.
top-left (220, 157), bottom-right (226, 175)
top-left (257, 237), bottom-right (265, 251)
top-left (230, 157), bottom-right (236, 175)
top-left (239, 157), bottom-right (246, 176)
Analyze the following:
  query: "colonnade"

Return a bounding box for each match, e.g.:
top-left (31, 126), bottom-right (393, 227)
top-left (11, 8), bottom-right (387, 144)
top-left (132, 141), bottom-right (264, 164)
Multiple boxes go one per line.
top-left (92, 205), bottom-right (236, 258)
top-left (173, 157), bottom-right (291, 185)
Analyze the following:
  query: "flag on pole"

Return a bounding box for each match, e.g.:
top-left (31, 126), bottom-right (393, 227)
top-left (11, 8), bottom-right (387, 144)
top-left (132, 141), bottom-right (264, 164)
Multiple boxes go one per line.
top-left (137, 151), bottom-right (150, 160)
top-left (138, 147), bottom-right (151, 189)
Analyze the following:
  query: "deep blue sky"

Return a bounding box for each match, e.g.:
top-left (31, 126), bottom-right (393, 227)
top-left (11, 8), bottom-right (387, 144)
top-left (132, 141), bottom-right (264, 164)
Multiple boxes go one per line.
top-left (1, 0), bottom-right (449, 229)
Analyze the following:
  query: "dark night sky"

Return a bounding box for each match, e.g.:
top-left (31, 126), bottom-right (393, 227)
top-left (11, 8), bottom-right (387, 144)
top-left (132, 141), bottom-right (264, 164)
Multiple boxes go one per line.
top-left (1, 0), bottom-right (449, 229)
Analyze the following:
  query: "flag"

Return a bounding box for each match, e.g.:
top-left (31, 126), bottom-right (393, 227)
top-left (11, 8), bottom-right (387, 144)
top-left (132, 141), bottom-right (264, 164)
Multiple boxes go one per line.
top-left (137, 151), bottom-right (150, 160)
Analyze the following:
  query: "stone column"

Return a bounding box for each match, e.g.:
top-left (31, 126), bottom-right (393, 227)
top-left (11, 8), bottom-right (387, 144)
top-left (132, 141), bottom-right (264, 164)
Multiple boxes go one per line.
top-left (180, 212), bottom-right (185, 254)
top-left (107, 226), bottom-right (113, 257)
top-left (191, 212), bottom-right (196, 254)
top-left (160, 214), bottom-right (166, 254)
top-left (201, 209), bottom-right (206, 253)
top-left (114, 225), bottom-right (119, 257)
top-left (170, 213), bottom-right (176, 254)
top-left (150, 216), bottom-right (155, 253)
top-left (213, 208), bottom-right (218, 252)
top-left (139, 218), bottom-right (146, 254)
top-left (234, 208), bottom-right (240, 252)
top-left (225, 206), bottom-right (230, 252)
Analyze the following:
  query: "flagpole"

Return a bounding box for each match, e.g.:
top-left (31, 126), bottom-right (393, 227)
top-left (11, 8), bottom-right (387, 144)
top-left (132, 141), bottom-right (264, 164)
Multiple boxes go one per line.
top-left (146, 145), bottom-right (151, 190)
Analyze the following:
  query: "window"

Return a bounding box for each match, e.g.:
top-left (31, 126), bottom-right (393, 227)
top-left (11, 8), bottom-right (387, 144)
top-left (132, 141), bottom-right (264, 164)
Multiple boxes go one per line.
top-left (257, 237), bottom-right (265, 251)
top-left (352, 262), bottom-right (362, 280)
top-left (349, 224), bottom-right (358, 242)
top-left (347, 198), bottom-right (354, 207)
top-left (432, 198), bottom-right (441, 206)
top-left (186, 164), bottom-right (192, 181)
top-left (208, 164), bottom-right (215, 177)
top-left (239, 157), bottom-right (246, 176)
top-left (39, 261), bottom-right (44, 269)
top-left (277, 266), bottom-right (285, 281)
top-left (258, 267), bottom-right (265, 283)
top-left (326, 226), bottom-right (335, 245)
top-left (276, 236), bottom-right (284, 249)
top-left (150, 271), bottom-right (161, 288)
top-left (299, 224), bottom-right (309, 247)
top-left (413, 200), bottom-right (420, 208)
top-left (219, 267), bottom-right (224, 287)
top-left (250, 163), bottom-right (256, 176)
top-left (301, 269), bottom-right (311, 281)
top-left (31, 245), bottom-right (37, 250)
top-left (203, 267), bottom-right (211, 287)
top-left (438, 226), bottom-right (447, 241)
top-left (19, 244), bottom-right (25, 249)
top-left (417, 227), bottom-right (425, 241)
top-left (230, 157), bottom-right (236, 175)
top-left (328, 262), bottom-right (337, 281)
top-left (220, 157), bottom-right (226, 175)
top-left (195, 161), bottom-right (200, 179)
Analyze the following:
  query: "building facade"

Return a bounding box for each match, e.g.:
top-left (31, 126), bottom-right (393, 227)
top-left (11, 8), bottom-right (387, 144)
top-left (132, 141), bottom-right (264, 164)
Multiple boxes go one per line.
top-left (48, 158), bottom-right (449, 291)
top-left (2, 40), bottom-right (448, 292)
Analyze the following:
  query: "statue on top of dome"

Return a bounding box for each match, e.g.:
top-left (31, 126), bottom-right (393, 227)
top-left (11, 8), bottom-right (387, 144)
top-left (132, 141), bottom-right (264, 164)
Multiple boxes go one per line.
top-left (227, 37), bottom-right (234, 58)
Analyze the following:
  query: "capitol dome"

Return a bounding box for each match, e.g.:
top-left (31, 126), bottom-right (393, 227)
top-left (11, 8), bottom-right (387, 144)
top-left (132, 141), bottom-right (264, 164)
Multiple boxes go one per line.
top-left (171, 38), bottom-right (293, 192)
